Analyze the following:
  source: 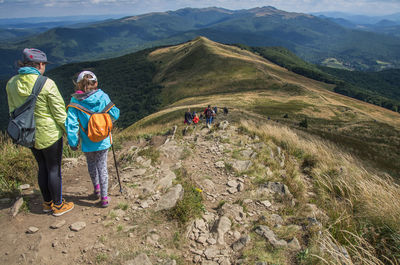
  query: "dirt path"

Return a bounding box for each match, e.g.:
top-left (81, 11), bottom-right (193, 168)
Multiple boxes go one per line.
top-left (0, 116), bottom-right (319, 265)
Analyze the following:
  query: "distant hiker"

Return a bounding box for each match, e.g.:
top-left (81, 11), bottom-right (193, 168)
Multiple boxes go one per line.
top-left (193, 113), bottom-right (199, 125)
top-left (65, 71), bottom-right (120, 208)
top-left (213, 106), bottom-right (218, 115)
top-left (204, 105), bottom-right (214, 126)
top-left (184, 108), bottom-right (192, 124)
top-left (5, 48), bottom-right (74, 216)
top-left (223, 107), bottom-right (228, 115)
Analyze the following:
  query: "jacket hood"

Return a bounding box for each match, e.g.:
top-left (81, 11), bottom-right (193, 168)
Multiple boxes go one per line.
top-left (71, 89), bottom-right (107, 112)
top-left (72, 90), bottom-right (98, 101)
top-left (14, 74), bottom-right (40, 97)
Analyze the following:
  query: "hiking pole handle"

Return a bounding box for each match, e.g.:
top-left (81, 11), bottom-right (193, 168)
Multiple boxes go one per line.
top-left (111, 143), bottom-right (123, 193)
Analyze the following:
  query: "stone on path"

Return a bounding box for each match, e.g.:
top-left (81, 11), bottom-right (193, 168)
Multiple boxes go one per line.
top-left (232, 160), bottom-right (252, 172)
top-left (216, 216), bottom-right (231, 245)
top-left (218, 120), bottom-right (229, 130)
top-left (26, 226), bottom-right (39, 234)
top-left (202, 179), bottom-right (215, 193)
top-left (124, 253), bottom-right (152, 265)
top-left (287, 237), bottom-right (302, 251)
top-left (217, 203), bottom-right (244, 221)
top-left (204, 246), bottom-right (220, 260)
top-left (11, 197), bottom-right (24, 217)
top-left (195, 219), bottom-right (207, 232)
top-left (50, 219), bottom-right (66, 229)
top-left (227, 187), bottom-right (237, 194)
top-left (156, 170), bottom-right (176, 190)
top-left (215, 161), bottom-right (225, 168)
top-left (155, 184), bottom-right (184, 211)
top-left (70, 221), bottom-right (86, 232)
top-left (240, 149), bottom-right (255, 159)
top-left (227, 180), bottom-right (238, 188)
top-left (270, 214), bottom-right (284, 225)
top-left (260, 200), bottom-right (272, 208)
top-left (255, 225), bottom-right (287, 248)
top-left (260, 182), bottom-right (292, 198)
top-left (232, 234), bottom-right (251, 251)
top-left (19, 184), bottom-right (30, 190)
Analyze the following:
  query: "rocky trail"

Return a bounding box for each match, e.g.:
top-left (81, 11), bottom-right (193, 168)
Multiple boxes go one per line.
top-left (0, 118), bottom-right (328, 265)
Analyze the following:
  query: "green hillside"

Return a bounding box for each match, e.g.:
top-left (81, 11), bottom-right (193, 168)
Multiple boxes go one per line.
top-left (235, 45), bottom-right (400, 113)
top-left (321, 67), bottom-right (400, 111)
top-left (2, 6), bottom-right (400, 77)
top-left (2, 37), bottom-right (400, 177)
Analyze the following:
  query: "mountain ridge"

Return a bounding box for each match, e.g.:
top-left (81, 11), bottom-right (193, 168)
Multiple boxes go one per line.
top-left (1, 6), bottom-right (400, 78)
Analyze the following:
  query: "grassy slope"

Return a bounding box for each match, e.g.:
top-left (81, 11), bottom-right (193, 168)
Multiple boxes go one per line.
top-left (123, 100), bottom-right (400, 264)
top-left (137, 37), bottom-right (400, 176)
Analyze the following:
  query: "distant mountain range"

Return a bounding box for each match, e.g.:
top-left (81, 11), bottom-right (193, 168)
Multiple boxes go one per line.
top-left (313, 11), bottom-right (400, 25)
top-left (315, 12), bottom-right (400, 38)
top-left (1, 6), bottom-right (400, 78)
top-left (0, 14), bottom-right (128, 42)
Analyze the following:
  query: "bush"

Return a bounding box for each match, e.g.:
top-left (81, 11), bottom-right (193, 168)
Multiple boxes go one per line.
top-left (168, 168), bottom-right (204, 224)
top-left (299, 118), bottom-right (308, 129)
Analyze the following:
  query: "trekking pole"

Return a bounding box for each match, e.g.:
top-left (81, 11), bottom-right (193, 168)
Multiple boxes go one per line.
top-left (111, 143), bottom-right (123, 193)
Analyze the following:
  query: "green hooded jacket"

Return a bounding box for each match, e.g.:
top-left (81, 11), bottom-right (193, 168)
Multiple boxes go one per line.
top-left (6, 73), bottom-right (67, 149)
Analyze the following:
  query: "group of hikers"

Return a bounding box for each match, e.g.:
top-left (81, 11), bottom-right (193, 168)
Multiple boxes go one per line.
top-left (5, 48), bottom-right (120, 216)
top-left (184, 105), bottom-right (228, 127)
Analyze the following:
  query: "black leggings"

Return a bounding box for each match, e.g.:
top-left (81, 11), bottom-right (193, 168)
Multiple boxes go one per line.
top-left (31, 137), bottom-right (63, 205)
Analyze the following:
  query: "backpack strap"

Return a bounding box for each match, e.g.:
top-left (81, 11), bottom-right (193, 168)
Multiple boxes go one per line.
top-left (32, 75), bottom-right (47, 97)
top-left (101, 102), bottom-right (115, 113)
top-left (67, 102), bottom-right (94, 115)
top-left (66, 103), bottom-right (93, 134)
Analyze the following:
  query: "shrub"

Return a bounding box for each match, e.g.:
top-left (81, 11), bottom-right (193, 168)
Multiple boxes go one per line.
top-left (168, 168), bottom-right (204, 224)
top-left (299, 118), bottom-right (308, 128)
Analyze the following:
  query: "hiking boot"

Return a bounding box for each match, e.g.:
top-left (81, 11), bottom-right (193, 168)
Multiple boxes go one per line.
top-left (101, 197), bottom-right (109, 208)
top-left (43, 201), bottom-right (53, 213)
top-left (52, 199), bottom-right (74, 217)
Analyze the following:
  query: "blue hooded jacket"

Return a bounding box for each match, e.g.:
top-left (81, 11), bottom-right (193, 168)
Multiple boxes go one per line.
top-left (65, 89), bottom-right (120, 152)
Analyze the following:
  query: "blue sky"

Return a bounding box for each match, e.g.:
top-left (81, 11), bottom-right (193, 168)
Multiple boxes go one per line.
top-left (0, 0), bottom-right (399, 18)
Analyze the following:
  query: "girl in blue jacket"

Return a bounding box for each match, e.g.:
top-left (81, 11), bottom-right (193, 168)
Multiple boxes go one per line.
top-left (65, 71), bottom-right (120, 207)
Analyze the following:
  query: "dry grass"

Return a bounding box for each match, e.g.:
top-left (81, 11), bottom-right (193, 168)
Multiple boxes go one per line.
top-left (239, 120), bottom-right (400, 263)
top-left (0, 132), bottom-right (36, 195)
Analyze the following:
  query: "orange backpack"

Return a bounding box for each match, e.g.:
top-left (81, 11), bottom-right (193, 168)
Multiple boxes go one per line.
top-left (67, 102), bottom-right (115, 143)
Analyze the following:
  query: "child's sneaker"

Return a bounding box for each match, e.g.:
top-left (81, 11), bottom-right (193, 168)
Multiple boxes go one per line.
top-left (42, 201), bottom-right (53, 213)
top-left (101, 197), bottom-right (109, 208)
top-left (52, 199), bottom-right (74, 217)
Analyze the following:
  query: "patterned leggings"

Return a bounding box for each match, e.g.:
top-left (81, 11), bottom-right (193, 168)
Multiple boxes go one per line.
top-left (85, 150), bottom-right (109, 198)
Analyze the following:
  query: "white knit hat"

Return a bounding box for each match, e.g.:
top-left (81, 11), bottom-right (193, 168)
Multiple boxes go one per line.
top-left (77, 70), bottom-right (97, 83)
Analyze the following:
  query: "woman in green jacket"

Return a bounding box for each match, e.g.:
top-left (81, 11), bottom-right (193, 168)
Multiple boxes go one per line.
top-left (6, 48), bottom-right (74, 217)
